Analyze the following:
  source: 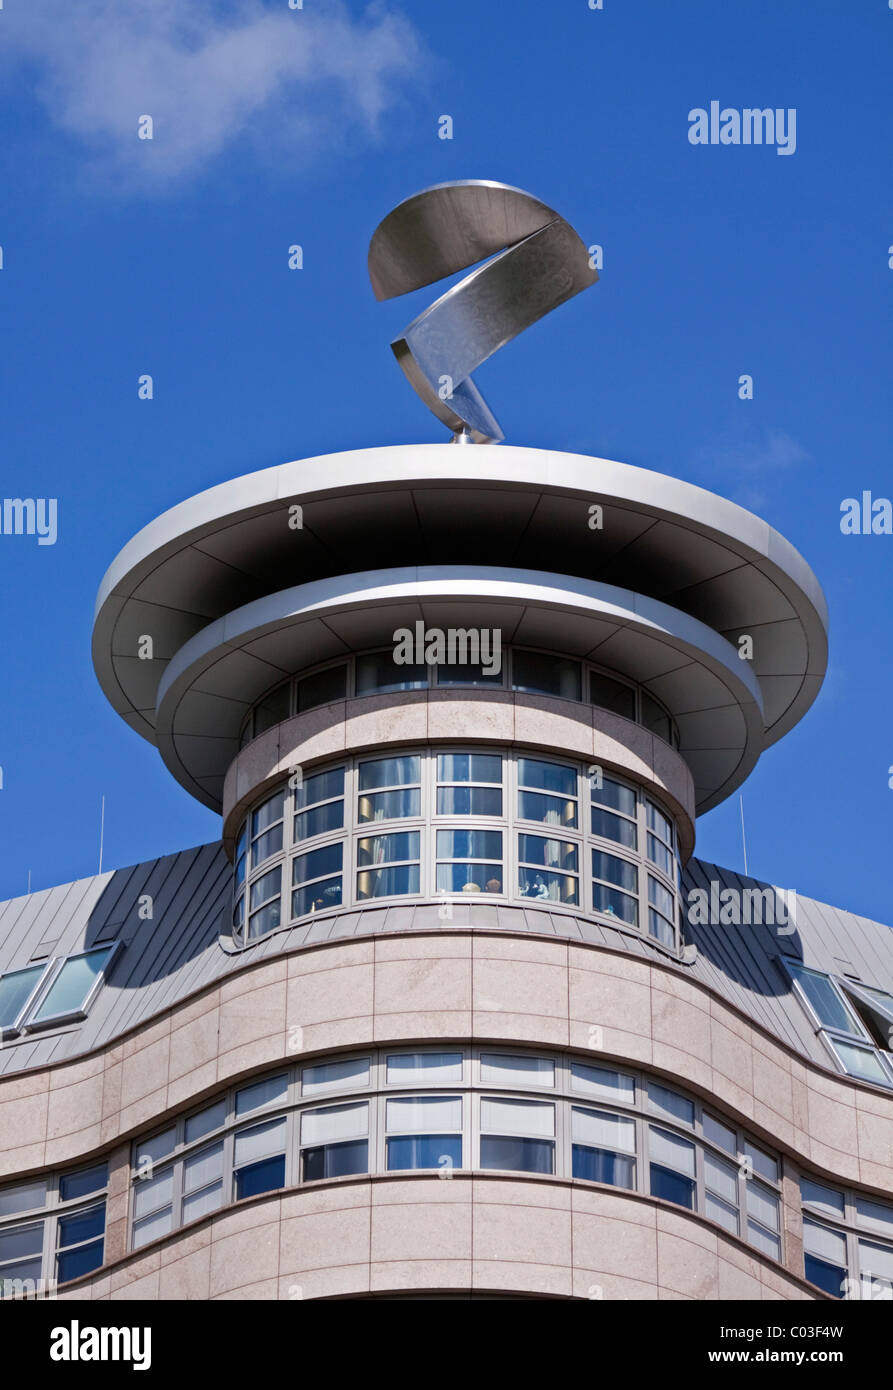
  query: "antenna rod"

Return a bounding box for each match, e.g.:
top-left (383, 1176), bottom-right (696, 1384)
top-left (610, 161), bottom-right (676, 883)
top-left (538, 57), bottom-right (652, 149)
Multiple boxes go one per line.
top-left (739, 794), bottom-right (748, 876)
top-left (98, 795), bottom-right (106, 875)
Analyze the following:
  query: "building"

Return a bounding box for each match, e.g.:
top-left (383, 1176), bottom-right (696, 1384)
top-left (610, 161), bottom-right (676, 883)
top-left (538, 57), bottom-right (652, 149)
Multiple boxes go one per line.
top-left (0, 440), bottom-right (891, 1302)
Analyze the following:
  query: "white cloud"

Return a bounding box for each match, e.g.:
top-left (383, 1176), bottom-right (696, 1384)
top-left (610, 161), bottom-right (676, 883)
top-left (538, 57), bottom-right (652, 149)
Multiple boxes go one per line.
top-left (3, 0), bottom-right (424, 185)
top-left (712, 427), bottom-right (809, 475)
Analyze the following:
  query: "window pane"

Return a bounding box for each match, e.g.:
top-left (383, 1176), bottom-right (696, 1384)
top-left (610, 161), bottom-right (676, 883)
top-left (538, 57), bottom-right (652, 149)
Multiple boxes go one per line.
top-left (59, 1164), bottom-right (107, 1202)
top-left (647, 1083), bottom-right (695, 1127)
top-left (135, 1128), bottom-right (176, 1170)
top-left (570, 1063), bottom-right (635, 1106)
top-left (0, 1256), bottom-right (42, 1285)
top-left (705, 1152), bottom-right (738, 1204)
top-left (184, 1099), bottom-right (227, 1145)
top-left (249, 866), bottom-right (281, 910)
top-left (703, 1114), bottom-right (737, 1156)
top-left (57, 1239), bottom-right (103, 1283)
top-left (387, 1135), bottom-right (463, 1170)
top-left (436, 664), bottom-right (502, 687)
top-left (182, 1182), bottom-right (223, 1224)
top-left (571, 1107), bottom-right (636, 1154)
top-left (480, 1097), bottom-right (554, 1138)
top-left (801, 1178), bottom-right (845, 1219)
top-left (593, 850), bottom-right (637, 893)
top-left (742, 1140), bottom-right (778, 1183)
top-left (436, 829), bottom-right (503, 861)
top-left (480, 1054), bottom-right (554, 1087)
top-left (747, 1222), bottom-right (781, 1260)
top-left (297, 665), bottom-right (346, 712)
top-left (855, 1195), bottom-right (893, 1238)
top-left (437, 864), bottom-right (504, 893)
top-left (648, 876), bottom-right (675, 920)
top-left (385, 1096), bottom-right (462, 1133)
top-left (358, 756), bottom-right (420, 790)
top-left (132, 1208), bottom-right (173, 1250)
top-left (356, 864), bottom-right (420, 899)
top-left (788, 963), bottom-right (861, 1033)
top-left (649, 1126), bottom-right (696, 1177)
top-left (832, 1039), bottom-right (890, 1085)
top-left (518, 790), bottom-right (578, 829)
top-left (512, 650), bottom-right (581, 701)
top-left (233, 1117), bottom-right (287, 1168)
top-left (182, 1100), bottom-right (225, 1145)
top-left (357, 788), bottom-right (421, 822)
top-left (0, 1179), bottom-right (47, 1218)
top-left (592, 882), bottom-right (638, 926)
top-left (589, 671), bottom-right (636, 719)
top-left (591, 776), bottom-right (637, 818)
top-left (133, 1168), bottom-right (173, 1220)
top-left (706, 1194), bottom-right (739, 1234)
top-left (804, 1254), bottom-right (846, 1299)
top-left (651, 1164), bottom-right (695, 1209)
top-left (295, 801), bottom-right (344, 842)
top-left (436, 786), bottom-right (502, 816)
top-left (647, 834), bottom-right (673, 876)
top-left (646, 802), bottom-right (673, 843)
top-left (518, 835), bottom-right (578, 872)
top-left (518, 867), bottom-right (579, 905)
top-left (30, 947), bottom-right (114, 1023)
top-left (641, 693), bottom-right (670, 742)
top-left (302, 1058), bottom-right (370, 1096)
top-left (0, 1222), bottom-right (43, 1263)
top-left (301, 1140), bottom-right (368, 1181)
top-left (803, 1218), bottom-right (847, 1264)
top-left (356, 832), bottom-right (420, 866)
top-left (480, 1136), bottom-right (554, 1174)
top-left (292, 842), bottom-right (343, 884)
top-left (386, 1052), bottom-right (463, 1084)
top-left (292, 878), bottom-right (342, 917)
top-left (58, 1204), bottom-right (105, 1248)
top-left (356, 652), bottom-right (427, 694)
top-left (236, 1073), bottom-right (288, 1117)
top-left (746, 1182), bottom-right (780, 1232)
top-left (517, 758), bottom-right (577, 796)
top-left (591, 806), bottom-right (637, 849)
top-left (253, 683), bottom-right (290, 735)
top-left (0, 965), bottom-right (46, 1031)
top-left (858, 1239), bottom-right (893, 1294)
top-left (437, 753), bottom-right (502, 783)
top-left (572, 1146), bottom-right (635, 1187)
top-left (295, 767), bottom-right (345, 809)
top-left (301, 1103), bottom-right (369, 1146)
top-left (183, 1142), bottom-right (224, 1196)
top-left (251, 791), bottom-right (284, 838)
top-left (235, 1155), bottom-right (285, 1201)
top-left (648, 908), bottom-right (676, 948)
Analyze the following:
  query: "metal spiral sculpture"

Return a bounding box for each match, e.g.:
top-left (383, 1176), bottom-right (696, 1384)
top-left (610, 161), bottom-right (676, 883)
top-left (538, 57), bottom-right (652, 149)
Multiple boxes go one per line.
top-left (368, 180), bottom-right (598, 444)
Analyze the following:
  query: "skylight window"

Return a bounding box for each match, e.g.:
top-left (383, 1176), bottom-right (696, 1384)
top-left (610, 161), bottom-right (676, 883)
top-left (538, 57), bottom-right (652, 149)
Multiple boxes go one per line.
top-left (25, 946), bottom-right (117, 1031)
top-left (0, 964), bottom-right (49, 1039)
top-left (785, 961), bottom-right (893, 1088)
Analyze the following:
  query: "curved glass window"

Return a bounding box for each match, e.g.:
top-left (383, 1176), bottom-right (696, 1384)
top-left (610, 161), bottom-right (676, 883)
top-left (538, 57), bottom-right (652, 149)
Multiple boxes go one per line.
top-left (117, 1050), bottom-right (800, 1268)
top-left (232, 748), bottom-right (683, 951)
top-left (239, 645), bottom-right (680, 750)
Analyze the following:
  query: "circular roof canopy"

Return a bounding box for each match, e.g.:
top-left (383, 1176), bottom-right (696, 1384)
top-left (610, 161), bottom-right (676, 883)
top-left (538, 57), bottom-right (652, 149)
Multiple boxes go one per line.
top-left (154, 566), bottom-right (764, 813)
top-left (93, 444), bottom-right (828, 809)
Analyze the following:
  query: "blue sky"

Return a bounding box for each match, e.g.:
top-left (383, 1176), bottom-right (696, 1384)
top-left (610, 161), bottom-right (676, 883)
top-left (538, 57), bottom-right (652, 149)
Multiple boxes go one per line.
top-left (0, 0), bottom-right (891, 924)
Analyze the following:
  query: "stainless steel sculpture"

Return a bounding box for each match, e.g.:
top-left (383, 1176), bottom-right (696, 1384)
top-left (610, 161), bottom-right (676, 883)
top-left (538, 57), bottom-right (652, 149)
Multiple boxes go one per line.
top-left (368, 180), bottom-right (598, 444)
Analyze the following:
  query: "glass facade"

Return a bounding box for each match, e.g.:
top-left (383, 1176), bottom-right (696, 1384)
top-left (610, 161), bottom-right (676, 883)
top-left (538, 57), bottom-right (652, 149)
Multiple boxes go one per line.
top-left (232, 749), bottom-right (684, 952)
top-left (239, 646), bottom-right (680, 751)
